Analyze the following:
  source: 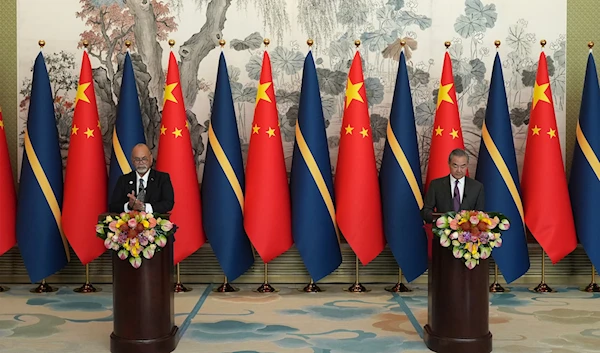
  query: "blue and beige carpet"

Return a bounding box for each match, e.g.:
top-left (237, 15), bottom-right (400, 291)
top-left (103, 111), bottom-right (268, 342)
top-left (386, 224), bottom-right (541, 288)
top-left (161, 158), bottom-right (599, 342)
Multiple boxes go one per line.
top-left (0, 283), bottom-right (599, 352)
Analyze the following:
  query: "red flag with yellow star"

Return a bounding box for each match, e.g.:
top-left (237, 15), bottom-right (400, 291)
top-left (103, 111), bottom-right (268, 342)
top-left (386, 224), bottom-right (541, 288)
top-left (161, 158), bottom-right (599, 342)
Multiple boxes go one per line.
top-left (0, 107), bottom-right (16, 256)
top-left (156, 52), bottom-right (205, 264)
top-left (335, 52), bottom-right (385, 265)
top-left (62, 51), bottom-right (107, 264)
top-left (244, 51), bottom-right (293, 263)
top-left (521, 52), bottom-right (576, 263)
top-left (425, 52), bottom-right (466, 190)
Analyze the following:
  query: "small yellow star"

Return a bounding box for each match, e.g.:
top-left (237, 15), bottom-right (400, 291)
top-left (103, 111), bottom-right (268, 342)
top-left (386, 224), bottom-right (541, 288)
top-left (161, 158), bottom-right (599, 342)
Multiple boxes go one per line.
top-left (435, 126), bottom-right (444, 136)
top-left (163, 82), bottom-right (178, 105)
top-left (173, 127), bottom-right (183, 138)
top-left (360, 127), bottom-right (369, 138)
top-left (436, 83), bottom-right (454, 109)
top-left (185, 120), bottom-right (189, 129)
top-left (547, 128), bottom-right (556, 138)
top-left (256, 82), bottom-right (272, 104)
top-left (75, 82), bottom-right (91, 107)
top-left (531, 125), bottom-right (541, 135)
top-left (252, 124), bottom-right (260, 134)
top-left (71, 125), bottom-right (79, 135)
top-left (344, 124), bottom-right (354, 135)
top-left (160, 125), bottom-right (167, 135)
top-left (449, 129), bottom-right (459, 139)
top-left (266, 127), bottom-right (276, 137)
top-left (97, 120), bottom-right (101, 128)
top-left (532, 81), bottom-right (551, 110)
top-left (0, 120), bottom-right (4, 129)
top-left (345, 79), bottom-right (364, 108)
top-left (84, 128), bottom-right (94, 138)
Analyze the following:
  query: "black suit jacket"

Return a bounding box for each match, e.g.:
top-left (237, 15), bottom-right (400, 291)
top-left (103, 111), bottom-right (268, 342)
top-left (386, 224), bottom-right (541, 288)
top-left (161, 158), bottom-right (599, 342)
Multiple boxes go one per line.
top-left (109, 169), bottom-right (175, 214)
top-left (421, 175), bottom-right (485, 223)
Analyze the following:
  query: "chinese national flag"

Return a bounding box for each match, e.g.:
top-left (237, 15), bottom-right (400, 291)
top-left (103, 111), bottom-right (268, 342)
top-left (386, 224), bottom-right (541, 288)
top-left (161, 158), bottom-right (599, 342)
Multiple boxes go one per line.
top-left (62, 51), bottom-right (107, 264)
top-left (156, 52), bottom-right (205, 264)
top-left (424, 52), bottom-right (466, 257)
top-left (425, 52), bottom-right (467, 190)
top-left (335, 52), bottom-right (385, 265)
top-left (521, 52), bottom-right (576, 263)
top-left (244, 51), bottom-right (293, 263)
top-left (0, 108), bottom-right (16, 256)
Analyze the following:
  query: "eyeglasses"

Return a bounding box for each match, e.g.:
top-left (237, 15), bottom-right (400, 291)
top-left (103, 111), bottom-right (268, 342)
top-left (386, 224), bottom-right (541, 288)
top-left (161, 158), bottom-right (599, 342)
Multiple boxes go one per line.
top-left (132, 157), bottom-right (150, 163)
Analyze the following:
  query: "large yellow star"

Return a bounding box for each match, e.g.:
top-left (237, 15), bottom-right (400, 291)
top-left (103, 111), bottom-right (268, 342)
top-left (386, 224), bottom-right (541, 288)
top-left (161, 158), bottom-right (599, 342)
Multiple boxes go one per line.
top-left (84, 128), bottom-right (95, 138)
top-left (75, 82), bottom-right (91, 107)
top-left (173, 127), bottom-right (183, 138)
top-left (345, 79), bottom-right (364, 108)
top-left (252, 124), bottom-right (260, 134)
top-left (266, 127), bottom-right (276, 137)
top-left (531, 125), bottom-right (541, 135)
top-left (344, 124), bottom-right (354, 135)
top-left (160, 125), bottom-right (167, 135)
top-left (360, 127), bottom-right (369, 138)
top-left (547, 128), bottom-right (556, 138)
top-left (436, 83), bottom-right (454, 109)
top-left (449, 128), bottom-right (459, 139)
top-left (256, 82), bottom-right (272, 104)
top-left (71, 125), bottom-right (79, 135)
top-left (532, 81), bottom-right (551, 110)
top-left (435, 126), bottom-right (444, 136)
top-left (163, 82), bottom-right (178, 105)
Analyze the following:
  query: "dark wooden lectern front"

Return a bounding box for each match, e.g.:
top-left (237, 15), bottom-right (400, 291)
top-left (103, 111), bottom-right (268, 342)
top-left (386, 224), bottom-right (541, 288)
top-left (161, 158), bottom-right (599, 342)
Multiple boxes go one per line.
top-left (424, 213), bottom-right (492, 353)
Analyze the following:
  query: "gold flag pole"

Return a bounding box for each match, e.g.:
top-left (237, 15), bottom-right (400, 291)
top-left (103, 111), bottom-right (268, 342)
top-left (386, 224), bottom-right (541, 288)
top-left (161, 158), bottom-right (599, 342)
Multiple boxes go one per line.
top-left (256, 262), bottom-right (276, 293)
top-left (347, 255), bottom-right (368, 292)
top-left (216, 275), bottom-right (238, 292)
top-left (31, 278), bottom-right (58, 293)
top-left (532, 251), bottom-right (553, 293)
top-left (582, 265), bottom-right (600, 292)
top-left (303, 278), bottom-right (322, 293)
top-left (386, 268), bottom-right (411, 292)
top-left (489, 263), bottom-right (508, 293)
top-left (174, 263), bottom-right (192, 293)
top-left (74, 264), bottom-right (101, 293)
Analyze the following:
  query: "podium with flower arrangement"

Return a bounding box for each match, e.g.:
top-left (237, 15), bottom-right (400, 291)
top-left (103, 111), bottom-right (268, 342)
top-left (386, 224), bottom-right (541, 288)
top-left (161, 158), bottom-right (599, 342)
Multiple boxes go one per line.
top-left (424, 210), bottom-right (510, 353)
top-left (96, 211), bottom-right (178, 353)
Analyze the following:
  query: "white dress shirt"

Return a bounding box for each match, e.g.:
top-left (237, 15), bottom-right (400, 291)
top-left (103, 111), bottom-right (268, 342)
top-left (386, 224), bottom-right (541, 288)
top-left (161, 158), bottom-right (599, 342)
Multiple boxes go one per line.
top-left (123, 172), bottom-right (153, 213)
top-left (449, 175), bottom-right (465, 203)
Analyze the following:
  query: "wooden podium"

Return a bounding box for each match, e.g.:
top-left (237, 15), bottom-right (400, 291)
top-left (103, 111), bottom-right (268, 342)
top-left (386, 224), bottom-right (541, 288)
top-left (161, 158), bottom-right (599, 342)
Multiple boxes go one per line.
top-left (104, 214), bottom-right (178, 353)
top-left (424, 214), bottom-right (492, 353)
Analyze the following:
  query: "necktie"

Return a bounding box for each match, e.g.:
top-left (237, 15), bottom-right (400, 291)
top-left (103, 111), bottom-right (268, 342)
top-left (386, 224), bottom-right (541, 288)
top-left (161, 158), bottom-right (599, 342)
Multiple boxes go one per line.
top-left (137, 179), bottom-right (146, 202)
top-left (453, 179), bottom-right (460, 212)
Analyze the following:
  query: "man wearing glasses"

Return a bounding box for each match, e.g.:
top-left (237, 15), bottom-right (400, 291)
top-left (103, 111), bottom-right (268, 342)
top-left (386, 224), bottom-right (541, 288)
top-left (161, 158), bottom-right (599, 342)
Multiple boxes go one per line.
top-left (109, 143), bottom-right (174, 214)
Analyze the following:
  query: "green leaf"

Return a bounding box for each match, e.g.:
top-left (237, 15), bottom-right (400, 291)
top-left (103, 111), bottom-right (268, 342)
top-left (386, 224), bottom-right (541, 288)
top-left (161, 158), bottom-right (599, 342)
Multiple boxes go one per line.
top-left (465, 0), bottom-right (497, 28)
top-left (454, 14), bottom-right (486, 38)
top-left (397, 10), bottom-right (432, 30)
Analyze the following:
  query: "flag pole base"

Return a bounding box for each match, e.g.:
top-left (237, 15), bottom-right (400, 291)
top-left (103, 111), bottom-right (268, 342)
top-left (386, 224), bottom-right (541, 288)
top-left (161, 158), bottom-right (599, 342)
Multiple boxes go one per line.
top-left (582, 282), bottom-right (600, 293)
top-left (255, 283), bottom-right (277, 293)
top-left (302, 282), bottom-right (322, 293)
top-left (346, 282), bottom-right (369, 293)
top-left (215, 282), bottom-right (238, 293)
top-left (0, 285), bottom-right (9, 292)
top-left (74, 282), bottom-right (101, 293)
top-left (489, 282), bottom-right (509, 293)
top-left (30, 282), bottom-right (58, 293)
top-left (531, 282), bottom-right (554, 293)
top-left (385, 282), bottom-right (412, 293)
top-left (174, 282), bottom-right (193, 293)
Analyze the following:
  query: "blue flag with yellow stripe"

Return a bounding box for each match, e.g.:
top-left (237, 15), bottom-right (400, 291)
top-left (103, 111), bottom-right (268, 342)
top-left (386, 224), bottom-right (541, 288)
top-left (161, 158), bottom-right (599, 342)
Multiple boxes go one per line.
top-left (569, 52), bottom-right (600, 271)
top-left (290, 51), bottom-right (342, 282)
top-left (475, 53), bottom-right (529, 283)
top-left (108, 52), bottom-right (145, 201)
top-left (16, 52), bottom-right (69, 283)
top-left (380, 51), bottom-right (427, 282)
top-left (201, 52), bottom-right (254, 281)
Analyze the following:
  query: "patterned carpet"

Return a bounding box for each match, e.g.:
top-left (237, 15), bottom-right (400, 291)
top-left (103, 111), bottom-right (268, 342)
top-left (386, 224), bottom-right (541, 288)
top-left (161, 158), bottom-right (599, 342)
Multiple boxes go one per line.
top-left (0, 283), bottom-right (599, 352)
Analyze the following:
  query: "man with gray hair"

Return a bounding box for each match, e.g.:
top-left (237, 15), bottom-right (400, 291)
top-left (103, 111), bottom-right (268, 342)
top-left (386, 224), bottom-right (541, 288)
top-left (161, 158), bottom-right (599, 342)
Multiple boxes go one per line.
top-left (421, 148), bottom-right (485, 223)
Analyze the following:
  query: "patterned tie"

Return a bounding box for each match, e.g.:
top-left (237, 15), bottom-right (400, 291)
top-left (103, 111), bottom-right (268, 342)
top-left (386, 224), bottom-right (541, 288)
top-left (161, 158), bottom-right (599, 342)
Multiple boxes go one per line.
top-left (137, 178), bottom-right (146, 202)
top-left (453, 179), bottom-right (460, 212)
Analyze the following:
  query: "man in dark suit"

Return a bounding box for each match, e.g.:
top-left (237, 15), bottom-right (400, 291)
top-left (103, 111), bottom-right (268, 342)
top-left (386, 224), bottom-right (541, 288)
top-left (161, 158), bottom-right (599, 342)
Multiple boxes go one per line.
top-left (109, 143), bottom-right (174, 214)
top-left (421, 148), bottom-right (485, 223)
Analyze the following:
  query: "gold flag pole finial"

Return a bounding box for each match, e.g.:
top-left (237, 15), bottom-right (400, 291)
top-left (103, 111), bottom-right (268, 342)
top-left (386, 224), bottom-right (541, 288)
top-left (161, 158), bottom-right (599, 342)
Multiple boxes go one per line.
top-left (263, 38), bottom-right (270, 47)
top-left (82, 40), bottom-right (89, 50)
top-left (540, 39), bottom-right (547, 48)
top-left (38, 40), bottom-right (46, 49)
top-left (400, 39), bottom-right (406, 53)
top-left (444, 41), bottom-right (451, 49)
top-left (124, 40), bottom-right (132, 51)
top-left (354, 39), bottom-right (361, 48)
top-left (494, 40), bottom-right (501, 48)
top-left (168, 39), bottom-right (175, 48)
top-left (307, 39), bottom-right (314, 48)
top-left (219, 39), bottom-right (226, 48)
top-left (588, 41), bottom-right (594, 51)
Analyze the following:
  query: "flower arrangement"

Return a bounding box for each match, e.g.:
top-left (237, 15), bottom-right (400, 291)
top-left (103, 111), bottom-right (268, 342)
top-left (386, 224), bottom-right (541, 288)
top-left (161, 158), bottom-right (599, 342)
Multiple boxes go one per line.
top-left (96, 211), bottom-right (177, 268)
top-left (432, 210), bottom-right (510, 269)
